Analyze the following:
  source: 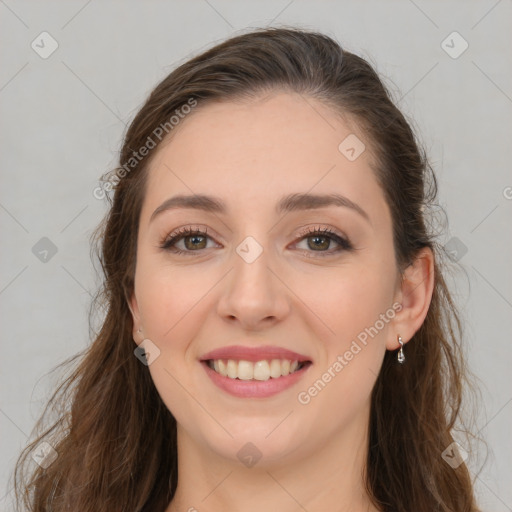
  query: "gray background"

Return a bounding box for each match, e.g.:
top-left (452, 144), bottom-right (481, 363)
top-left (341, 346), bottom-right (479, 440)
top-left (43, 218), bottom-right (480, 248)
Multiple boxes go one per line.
top-left (1, 1), bottom-right (511, 510)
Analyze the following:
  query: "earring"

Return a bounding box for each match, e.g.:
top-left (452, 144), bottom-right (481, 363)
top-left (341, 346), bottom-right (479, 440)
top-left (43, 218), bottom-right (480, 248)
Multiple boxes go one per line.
top-left (397, 335), bottom-right (405, 364)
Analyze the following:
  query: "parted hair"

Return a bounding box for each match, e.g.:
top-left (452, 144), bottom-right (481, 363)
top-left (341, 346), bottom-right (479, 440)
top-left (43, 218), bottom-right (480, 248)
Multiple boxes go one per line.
top-left (14, 26), bottom-right (481, 512)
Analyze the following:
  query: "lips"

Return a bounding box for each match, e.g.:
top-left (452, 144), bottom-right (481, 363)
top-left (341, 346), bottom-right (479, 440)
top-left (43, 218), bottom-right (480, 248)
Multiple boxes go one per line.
top-left (199, 345), bottom-right (312, 397)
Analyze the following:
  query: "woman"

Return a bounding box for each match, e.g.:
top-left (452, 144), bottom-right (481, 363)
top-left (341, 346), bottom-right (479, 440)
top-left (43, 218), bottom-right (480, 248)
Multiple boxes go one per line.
top-left (14, 27), bottom-right (481, 512)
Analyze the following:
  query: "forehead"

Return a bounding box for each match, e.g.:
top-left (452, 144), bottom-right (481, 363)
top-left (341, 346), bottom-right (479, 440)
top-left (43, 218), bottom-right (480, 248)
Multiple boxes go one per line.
top-left (141, 92), bottom-right (387, 224)
top-left (151, 91), bottom-right (372, 168)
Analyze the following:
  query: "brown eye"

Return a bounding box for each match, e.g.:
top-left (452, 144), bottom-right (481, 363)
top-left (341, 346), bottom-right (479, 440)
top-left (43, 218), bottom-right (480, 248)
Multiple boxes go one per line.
top-left (306, 234), bottom-right (331, 251)
top-left (160, 225), bottom-right (353, 258)
top-left (182, 233), bottom-right (208, 250)
top-left (294, 226), bottom-right (353, 258)
top-left (161, 227), bottom-right (215, 254)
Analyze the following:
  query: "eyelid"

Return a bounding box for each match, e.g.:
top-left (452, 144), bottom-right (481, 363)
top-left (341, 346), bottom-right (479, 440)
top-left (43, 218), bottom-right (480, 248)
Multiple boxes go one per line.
top-left (160, 224), bottom-right (219, 249)
top-left (291, 225), bottom-right (353, 254)
top-left (160, 223), bottom-right (353, 256)
top-left (294, 224), bottom-right (347, 241)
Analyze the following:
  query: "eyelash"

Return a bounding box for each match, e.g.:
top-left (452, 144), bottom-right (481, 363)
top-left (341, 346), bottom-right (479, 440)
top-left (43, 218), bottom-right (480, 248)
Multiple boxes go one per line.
top-left (159, 225), bottom-right (353, 258)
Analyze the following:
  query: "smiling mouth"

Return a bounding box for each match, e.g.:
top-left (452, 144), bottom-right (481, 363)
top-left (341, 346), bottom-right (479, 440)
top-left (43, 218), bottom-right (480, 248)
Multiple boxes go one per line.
top-left (205, 359), bottom-right (312, 381)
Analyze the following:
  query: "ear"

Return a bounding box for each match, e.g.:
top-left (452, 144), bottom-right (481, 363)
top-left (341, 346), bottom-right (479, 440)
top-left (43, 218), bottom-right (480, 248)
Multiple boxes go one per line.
top-left (127, 289), bottom-right (142, 344)
top-left (387, 247), bottom-right (435, 350)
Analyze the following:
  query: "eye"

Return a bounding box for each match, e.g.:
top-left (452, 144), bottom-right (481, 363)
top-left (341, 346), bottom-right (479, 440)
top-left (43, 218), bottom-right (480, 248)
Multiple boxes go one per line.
top-left (160, 226), bottom-right (217, 255)
top-left (159, 225), bottom-right (353, 257)
top-left (292, 225), bottom-right (353, 258)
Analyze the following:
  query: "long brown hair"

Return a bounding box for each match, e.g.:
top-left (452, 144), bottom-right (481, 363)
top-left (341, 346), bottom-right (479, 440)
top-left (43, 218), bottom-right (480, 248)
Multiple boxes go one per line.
top-left (13, 26), bottom-right (481, 512)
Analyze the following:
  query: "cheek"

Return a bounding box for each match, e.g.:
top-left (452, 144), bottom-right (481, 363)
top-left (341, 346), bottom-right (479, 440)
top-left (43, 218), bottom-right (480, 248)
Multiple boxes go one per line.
top-left (301, 258), bottom-right (396, 394)
top-left (309, 262), bottom-right (395, 343)
top-left (136, 247), bottom-right (396, 355)
top-left (134, 262), bottom-right (215, 423)
top-left (295, 276), bottom-right (392, 426)
top-left (135, 260), bottom-right (210, 344)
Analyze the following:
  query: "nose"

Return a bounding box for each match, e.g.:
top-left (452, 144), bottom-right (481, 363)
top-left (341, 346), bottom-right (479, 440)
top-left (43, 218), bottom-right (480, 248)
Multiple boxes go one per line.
top-left (216, 237), bottom-right (290, 331)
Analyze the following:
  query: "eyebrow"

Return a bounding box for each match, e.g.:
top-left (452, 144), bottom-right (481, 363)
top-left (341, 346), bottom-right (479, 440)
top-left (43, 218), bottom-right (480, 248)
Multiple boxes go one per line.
top-left (150, 192), bottom-right (371, 223)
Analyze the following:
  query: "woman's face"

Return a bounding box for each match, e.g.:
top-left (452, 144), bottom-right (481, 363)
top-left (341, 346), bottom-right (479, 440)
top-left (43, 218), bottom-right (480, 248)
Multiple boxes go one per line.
top-left (129, 91), bottom-right (404, 466)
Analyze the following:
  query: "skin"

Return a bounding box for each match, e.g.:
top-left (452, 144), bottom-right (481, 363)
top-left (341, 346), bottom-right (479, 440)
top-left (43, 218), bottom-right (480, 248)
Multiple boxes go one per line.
top-left (128, 91), bottom-right (434, 512)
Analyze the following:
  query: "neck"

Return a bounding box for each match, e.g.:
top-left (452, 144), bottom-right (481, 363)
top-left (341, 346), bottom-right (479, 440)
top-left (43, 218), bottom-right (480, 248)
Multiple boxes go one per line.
top-left (166, 402), bottom-right (380, 512)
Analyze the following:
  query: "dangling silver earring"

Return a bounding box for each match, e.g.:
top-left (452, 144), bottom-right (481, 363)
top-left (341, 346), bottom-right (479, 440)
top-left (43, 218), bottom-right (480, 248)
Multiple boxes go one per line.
top-left (397, 335), bottom-right (405, 364)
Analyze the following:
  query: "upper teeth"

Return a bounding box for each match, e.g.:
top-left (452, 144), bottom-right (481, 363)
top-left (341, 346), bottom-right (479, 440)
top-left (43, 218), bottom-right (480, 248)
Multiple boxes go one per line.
top-left (209, 359), bottom-right (301, 381)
